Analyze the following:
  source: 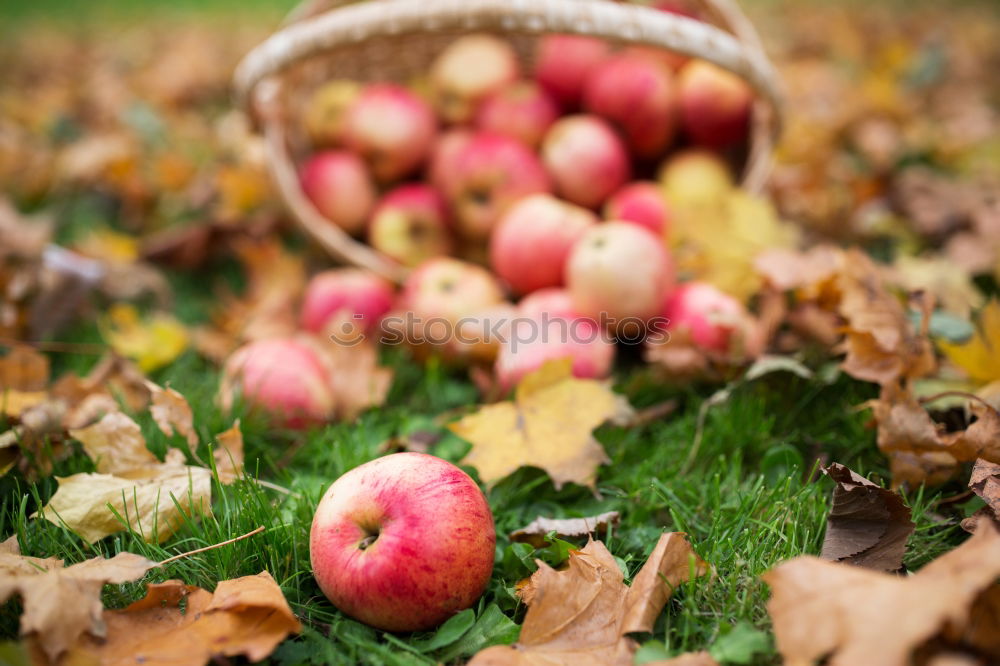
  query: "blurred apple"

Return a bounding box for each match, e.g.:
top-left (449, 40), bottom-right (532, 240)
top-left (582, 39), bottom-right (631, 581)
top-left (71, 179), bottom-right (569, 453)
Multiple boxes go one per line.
top-left (516, 287), bottom-right (581, 321)
top-left (534, 34), bottom-right (611, 109)
top-left (300, 151), bottom-right (376, 235)
top-left (604, 181), bottom-right (672, 238)
top-left (475, 80), bottom-right (559, 148)
top-left (659, 281), bottom-right (747, 352)
top-left (677, 61), bottom-right (753, 150)
top-left (489, 194), bottom-right (597, 295)
top-left (566, 222), bottom-right (675, 325)
top-left (442, 132), bottom-right (551, 240)
top-left (430, 34), bottom-right (520, 124)
top-left (310, 452), bottom-right (495, 632)
top-left (341, 84), bottom-right (437, 183)
top-left (427, 129), bottom-right (473, 192)
top-left (300, 269), bottom-right (395, 335)
top-left (541, 115), bottom-right (630, 209)
top-left (401, 257), bottom-right (506, 321)
top-left (495, 315), bottom-right (615, 391)
top-left (583, 54), bottom-right (678, 159)
top-left (304, 79), bottom-right (361, 147)
top-left (368, 184), bottom-right (452, 267)
top-left (658, 149), bottom-right (733, 205)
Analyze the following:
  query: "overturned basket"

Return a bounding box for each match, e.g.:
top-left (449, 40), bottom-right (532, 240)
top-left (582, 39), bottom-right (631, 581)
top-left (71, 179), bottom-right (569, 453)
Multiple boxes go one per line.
top-left (234, 0), bottom-right (783, 283)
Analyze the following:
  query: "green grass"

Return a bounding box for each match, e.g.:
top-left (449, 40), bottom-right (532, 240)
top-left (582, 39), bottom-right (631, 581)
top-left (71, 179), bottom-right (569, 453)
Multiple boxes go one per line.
top-left (0, 291), bottom-right (967, 663)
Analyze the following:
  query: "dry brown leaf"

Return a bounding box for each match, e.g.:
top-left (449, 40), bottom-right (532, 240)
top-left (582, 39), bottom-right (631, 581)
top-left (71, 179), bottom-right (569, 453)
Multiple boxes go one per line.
top-left (820, 463), bottom-right (914, 571)
top-left (213, 420), bottom-right (244, 483)
top-left (0, 345), bottom-right (49, 392)
top-left (0, 551), bottom-right (156, 662)
top-left (837, 249), bottom-right (935, 387)
top-left (470, 534), bottom-right (707, 666)
top-left (963, 458), bottom-right (1000, 533)
top-left (511, 511), bottom-right (621, 549)
top-left (70, 410), bottom-right (158, 474)
top-left (764, 522), bottom-right (1000, 666)
top-left (451, 360), bottom-right (633, 489)
top-left (306, 330), bottom-right (394, 421)
top-left (146, 380), bottom-right (199, 452)
top-left (62, 571), bottom-right (301, 665)
top-left (754, 245), bottom-right (842, 295)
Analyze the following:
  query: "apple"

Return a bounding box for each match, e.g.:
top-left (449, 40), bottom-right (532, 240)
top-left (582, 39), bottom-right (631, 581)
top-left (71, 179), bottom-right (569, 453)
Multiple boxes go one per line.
top-left (220, 337), bottom-right (333, 428)
top-left (541, 115), bottom-right (630, 209)
top-left (300, 151), bottom-right (376, 235)
top-left (400, 257), bottom-right (506, 321)
top-left (495, 315), bottom-right (615, 391)
top-left (489, 194), bottom-right (597, 295)
top-left (310, 452), bottom-right (495, 632)
top-left (427, 129), bottom-right (472, 192)
top-left (677, 60), bottom-right (753, 150)
top-left (604, 182), bottom-right (672, 238)
top-left (516, 287), bottom-right (581, 321)
top-left (659, 281), bottom-right (746, 352)
top-left (341, 84), bottom-right (437, 183)
top-left (430, 34), bottom-right (520, 124)
top-left (300, 269), bottom-right (396, 335)
top-left (565, 222), bottom-right (675, 325)
top-left (442, 132), bottom-right (551, 240)
top-left (368, 184), bottom-right (453, 267)
top-left (534, 35), bottom-right (611, 109)
top-left (583, 54), bottom-right (678, 159)
top-left (474, 80), bottom-right (559, 148)
top-left (304, 79), bottom-right (362, 147)
top-left (658, 149), bottom-right (733, 205)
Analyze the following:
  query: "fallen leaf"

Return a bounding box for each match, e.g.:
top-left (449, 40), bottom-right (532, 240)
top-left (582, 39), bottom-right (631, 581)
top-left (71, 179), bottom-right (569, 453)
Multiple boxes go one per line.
top-left (963, 458), bottom-right (1000, 533)
top-left (888, 255), bottom-right (983, 317)
top-left (837, 249), bottom-right (935, 387)
top-left (70, 410), bottom-right (158, 474)
top-left (820, 463), bottom-right (915, 571)
top-left (939, 300), bottom-right (1000, 385)
top-left (469, 534), bottom-right (707, 666)
top-left (61, 571), bottom-right (301, 665)
top-left (0, 551), bottom-right (156, 662)
top-left (754, 245), bottom-right (842, 295)
top-left (307, 329), bottom-right (393, 421)
top-left (213, 420), bottom-right (244, 483)
top-left (764, 522), bottom-right (1000, 666)
top-left (451, 360), bottom-right (633, 489)
top-left (147, 380), bottom-right (199, 452)
top-left (511, 511), bottom-right (621, 549)
top-left (0, 345), bottom-right (49, 392)
top-left (101, 303), bottom-right (189, 373)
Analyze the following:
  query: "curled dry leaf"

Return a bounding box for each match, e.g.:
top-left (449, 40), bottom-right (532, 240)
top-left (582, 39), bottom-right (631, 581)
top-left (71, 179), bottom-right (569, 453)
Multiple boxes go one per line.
top-left (470, 534), bottom-right (708, 666)
top-left (820, 463), bottom-right (915, 571)
top-left (0, 550), bottom-right (156, 662)
top-left (962, 458), bottom-right (1000, 533)
top-left (146, 379), bottom-right (199, 452)
top-left (213, 420), bottom-right (244, 484)
top-left (451, 360), bottom-right (633, 489)
top-left (764, 522), bottom-right (1000, 666)
top-left (58, 571), bottom-right (302, 666)
top-left (41, 411), bottom-right (212, 543)
top-left (511, 511), bottom-right (621, 549)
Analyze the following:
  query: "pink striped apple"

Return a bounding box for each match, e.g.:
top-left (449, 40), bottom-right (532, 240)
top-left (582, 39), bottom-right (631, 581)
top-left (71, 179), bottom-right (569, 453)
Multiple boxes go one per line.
top-left (300, 151), bottom-right (376, 235)
top-left (604, 182), bottom-right (672, 238)
top-left (541, 115), bottom-right (630, 209)
top-left (430, 35), bottom-right (520, 124)
top-left (677, 61), bottom-right (753, 150)
top-left (368, 184), bottom-right (453, 267)
top-left (534, 35), bottom-right (611, 109)
top-left (300, 269), bottom-right (395, 335)
top-left (475, 80), bottom-right (559, 148)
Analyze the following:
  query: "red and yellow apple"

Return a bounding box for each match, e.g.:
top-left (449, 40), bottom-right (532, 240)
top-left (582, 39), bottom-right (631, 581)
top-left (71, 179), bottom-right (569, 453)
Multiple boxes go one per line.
top-left (300, 269), bottom-right (396, 335)
top-left (400, 257), bottom-right (506, 321)
top-left (677, 61), bottom-right (753, 150)
top-left (304, 79), bottom-right (362, 147)
top-left (310, 452), bottom-right (496, 632)
top-left (495, 315), bottom-right (614, 390)
top-left (604, 181), bottom-right (672, 238)
top-left (658, 149), bottom-right (733, 206)
top-left (534, 34), bottom-right (611, 109)
top-left (489, 194), bottom-right (597, 295)
top-left (659, 281), bottom-right (747, 352)
top-left (475, 80), bottom-right (559, 148)
top-left (368, 184), bottom-right (453, 267)
top-left (430, 34), bottom-right (520, 124)
top-left (300, 151), bottom-right (376, 235)
top-left (541, 115), bottom-right (630, 209)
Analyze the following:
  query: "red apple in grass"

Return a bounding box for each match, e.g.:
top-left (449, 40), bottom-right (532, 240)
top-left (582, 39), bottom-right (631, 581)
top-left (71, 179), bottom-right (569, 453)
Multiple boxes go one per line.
top-left (304, 79), bottom-right (362, 147)
top-left (368, 184), bottom-right (453, 267)
top-left (534, 35), bottom-right (611, 109)
top-left (401, 257), bottom-right (506, 321)
top-left (489, 194), bottom-right (597, 295)
top-left (604, 181), bottom-right (672, 238)
top-left (430, 34), bottom-right (520, 125)
top-left (677, 61), bottom-right (753, 150)
top-left (443, 132), bottom-right (551, 240)
top-left (583, 54), bottom-right (678, 159)
top-left (565, 222), bottom-right (675, 326)
top-left (475, 80), bottom-right (560, 148)
top-left (301, 269), bottom-right (396, 335)
top-left (541, 115), bottom-right (630, 209)
top-left (300, 151), bottom-right (376, 235)
top-left (220, 337), bottom-right (333, 428)
top-left (516, 287), bottom-right (581, 322)
top-left (310, 452), bottom-right (495, 632)
top-left (341, 84), bottom-right (437, 183)
top-left (495, 315), bottom-right (614, 391)
top-left (659, 281), bottom-right (747, 352)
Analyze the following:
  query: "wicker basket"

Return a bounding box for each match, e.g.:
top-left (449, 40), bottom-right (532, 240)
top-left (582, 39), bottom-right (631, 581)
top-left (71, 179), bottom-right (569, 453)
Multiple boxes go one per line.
top-left (234, 0), bottom-right (783, 283)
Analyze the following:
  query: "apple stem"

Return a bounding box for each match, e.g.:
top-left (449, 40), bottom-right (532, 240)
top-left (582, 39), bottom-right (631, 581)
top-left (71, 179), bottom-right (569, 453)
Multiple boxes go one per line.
top-left (358, 534), bottom-right (378, 550)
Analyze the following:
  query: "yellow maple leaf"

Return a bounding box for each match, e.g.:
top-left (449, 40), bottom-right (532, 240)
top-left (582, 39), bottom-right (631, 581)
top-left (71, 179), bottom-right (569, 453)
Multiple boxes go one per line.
top-left (101, 304), bottom-right (188, 372)
top-left (450, 360), bottom-right (633, 489)
top-left (938, 300), bottom-right (1000, 384)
